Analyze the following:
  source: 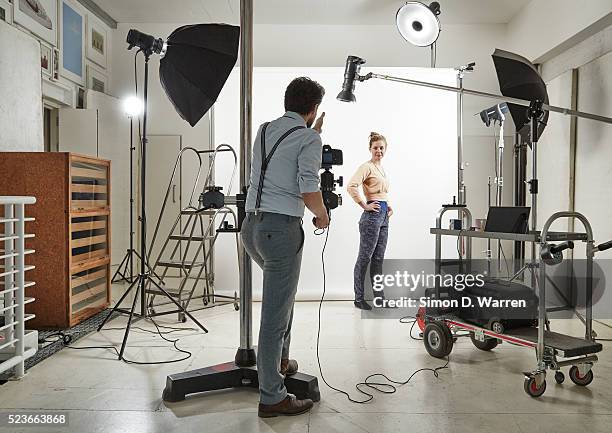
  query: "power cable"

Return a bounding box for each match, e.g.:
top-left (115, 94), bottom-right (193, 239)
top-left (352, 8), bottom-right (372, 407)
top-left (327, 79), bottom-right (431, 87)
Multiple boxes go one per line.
top-left (314, 219), bottom-right (449, 403)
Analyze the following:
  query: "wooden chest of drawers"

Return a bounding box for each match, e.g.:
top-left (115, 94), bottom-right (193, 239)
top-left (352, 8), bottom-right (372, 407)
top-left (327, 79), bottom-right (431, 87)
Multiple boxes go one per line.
top-left (0, 153), bottom-right (111, 328)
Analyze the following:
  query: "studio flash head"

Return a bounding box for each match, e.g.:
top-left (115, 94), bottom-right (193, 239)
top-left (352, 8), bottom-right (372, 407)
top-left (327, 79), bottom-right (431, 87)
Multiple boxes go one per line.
top-left (337, 55), bottom-right (366, 103)
top-left (126, 29), bottom-right (165, 55)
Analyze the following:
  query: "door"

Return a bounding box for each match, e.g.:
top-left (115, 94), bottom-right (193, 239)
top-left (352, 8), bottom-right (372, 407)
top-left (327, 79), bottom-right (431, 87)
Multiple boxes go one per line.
top-left (58, 108), bottom-right (98, 155)
top-left (142, 135), bottom-right (182, 266)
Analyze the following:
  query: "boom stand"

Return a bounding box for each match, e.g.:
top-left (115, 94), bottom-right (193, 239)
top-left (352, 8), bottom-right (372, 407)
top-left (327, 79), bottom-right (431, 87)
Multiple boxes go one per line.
top-left (161, 0), bottom-right (320, 403)
top-left (97, 51), bottom-right (208, 360)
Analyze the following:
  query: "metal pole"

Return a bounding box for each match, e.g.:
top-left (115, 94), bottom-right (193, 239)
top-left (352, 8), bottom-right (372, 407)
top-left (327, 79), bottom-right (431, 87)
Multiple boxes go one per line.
top-left (364, 73), bottom-right (612, 125)
top-left (236, 0), bottom-right (255, 365)
top-left (496, 121), bottom-right (504, 269)
top-left (15, 204), bottom-right (25, 378)
top-left (456, 72), bottom-right (466, 205)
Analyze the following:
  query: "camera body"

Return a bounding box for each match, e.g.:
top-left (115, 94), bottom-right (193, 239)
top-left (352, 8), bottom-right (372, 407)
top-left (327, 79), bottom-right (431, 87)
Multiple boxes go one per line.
top-left (320, 145), bottom-right (343, 211)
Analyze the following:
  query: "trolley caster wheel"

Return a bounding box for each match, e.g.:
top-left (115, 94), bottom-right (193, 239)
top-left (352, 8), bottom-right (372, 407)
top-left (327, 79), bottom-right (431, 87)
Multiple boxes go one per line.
top-left (149, 308), bottom-right (156, 315)
top-left (490, 321), bottom-right (504, 334)
top-left (469, 333), bottom-right (498, 351)
top-left (554, 371), bottom-right (565, 384)
top-left (178, 312), bottom-right (186, 323)
top-left (234, 304), bottom-right (240, 311)
top-left (203, 300), bottom-right (209, 306)
top-left (569, 366), bottom-right (593, 386)
top-left (423, 322), bottom-right (453, 358)
top-left (524, 377), bottom-right (547, 398)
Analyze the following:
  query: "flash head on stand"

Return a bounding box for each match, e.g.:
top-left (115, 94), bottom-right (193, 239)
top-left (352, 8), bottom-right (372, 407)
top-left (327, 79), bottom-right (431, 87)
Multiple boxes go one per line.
top-left (479, 102), bottom-right (509, 127)
top-left (126, 29), bottom-right (165, 55)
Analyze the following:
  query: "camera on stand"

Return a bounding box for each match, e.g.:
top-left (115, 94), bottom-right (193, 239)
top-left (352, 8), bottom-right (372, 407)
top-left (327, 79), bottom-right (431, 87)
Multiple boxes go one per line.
top-left (320, 145), bottom-right (343, 211)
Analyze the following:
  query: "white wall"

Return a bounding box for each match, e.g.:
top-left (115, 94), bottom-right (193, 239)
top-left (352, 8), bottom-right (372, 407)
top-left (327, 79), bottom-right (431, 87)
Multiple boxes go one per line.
top-left (0, 21), bottom-right (43, 152)
top-left (214, 67), bottom-right (457, 300)
top-left (506, 0), bottom-right (611, 62)
top-left (575, 51), bottom-right (612, 257)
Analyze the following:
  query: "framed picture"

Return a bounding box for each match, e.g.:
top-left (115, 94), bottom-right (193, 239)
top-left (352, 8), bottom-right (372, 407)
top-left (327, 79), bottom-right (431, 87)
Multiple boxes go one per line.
top-left (40, 41), bottom-right (52, 77)
top-left (52, 47), bottom-right (59, 80)
top-left (86, 64), bottom-right (107, 93)
top-left (86, 14), bottom-right (107, 68)
top-left (12, 0), bottom-right (57, 46)
top-left (76, 86), bottom-right (85, 108)
top-left (0, 0), bottom-right (13, 24)
top-left (59, 0), bottom-right (85, 85)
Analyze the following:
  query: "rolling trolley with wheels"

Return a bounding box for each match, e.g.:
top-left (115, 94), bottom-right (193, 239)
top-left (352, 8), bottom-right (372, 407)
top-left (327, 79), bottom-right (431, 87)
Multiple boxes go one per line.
top-left (419, 207), bottom-right (605, 397)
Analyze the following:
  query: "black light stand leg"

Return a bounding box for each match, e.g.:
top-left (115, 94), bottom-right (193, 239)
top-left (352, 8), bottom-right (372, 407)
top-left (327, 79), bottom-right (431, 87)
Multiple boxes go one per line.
top-left (148, 278), bottom-right (208, 333)
top-left (111, 250), bottom-right (133, 283)
top-left (119, 274), bottom-right (143, 360)
top-left (97, 275), bottom-right (141, 332)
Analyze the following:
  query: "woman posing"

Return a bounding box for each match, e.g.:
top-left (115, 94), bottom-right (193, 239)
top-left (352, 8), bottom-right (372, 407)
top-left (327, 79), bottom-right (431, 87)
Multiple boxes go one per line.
top-left (347, 132), bottom-right (392, 310)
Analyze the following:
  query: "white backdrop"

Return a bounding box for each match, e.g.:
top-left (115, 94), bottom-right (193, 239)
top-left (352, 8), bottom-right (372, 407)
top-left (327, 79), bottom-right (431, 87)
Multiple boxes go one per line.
top-left (213, 67), bottom-right (457, 300)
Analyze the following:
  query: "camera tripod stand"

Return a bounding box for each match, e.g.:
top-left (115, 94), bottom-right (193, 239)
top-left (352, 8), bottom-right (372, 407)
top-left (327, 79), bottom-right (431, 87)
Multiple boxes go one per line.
top-left (98, 51), bottom-right (207, 360)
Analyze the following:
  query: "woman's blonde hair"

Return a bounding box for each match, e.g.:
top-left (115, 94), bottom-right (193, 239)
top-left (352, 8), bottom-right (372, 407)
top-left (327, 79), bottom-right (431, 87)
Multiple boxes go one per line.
top-left (369, 131), bottom-right (387, 149)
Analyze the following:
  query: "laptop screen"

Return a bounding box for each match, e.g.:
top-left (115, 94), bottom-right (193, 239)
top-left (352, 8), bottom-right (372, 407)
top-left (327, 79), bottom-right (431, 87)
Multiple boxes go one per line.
top-left (484, 206), bottom-right (531, 234)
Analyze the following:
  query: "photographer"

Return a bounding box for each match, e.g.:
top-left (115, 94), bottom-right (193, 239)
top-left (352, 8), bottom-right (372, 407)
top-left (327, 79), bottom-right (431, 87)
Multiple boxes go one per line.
top-left (241, 77), bottom-right (329, 418)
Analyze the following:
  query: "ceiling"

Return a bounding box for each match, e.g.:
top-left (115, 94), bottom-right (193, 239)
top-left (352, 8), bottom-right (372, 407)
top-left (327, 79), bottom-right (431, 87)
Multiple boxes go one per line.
top-left (94, 0), bottom-right (532, 26)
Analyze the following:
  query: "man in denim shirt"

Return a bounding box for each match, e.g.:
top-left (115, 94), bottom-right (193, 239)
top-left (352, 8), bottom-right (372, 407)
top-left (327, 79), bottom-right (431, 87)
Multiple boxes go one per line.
top-left (242, 77), bottom-right (329, 417)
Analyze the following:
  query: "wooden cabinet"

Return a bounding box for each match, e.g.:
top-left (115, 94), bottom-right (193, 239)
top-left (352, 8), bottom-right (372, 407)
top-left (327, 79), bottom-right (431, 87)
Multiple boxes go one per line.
top-left (0, 153), bottom-right (111, 328)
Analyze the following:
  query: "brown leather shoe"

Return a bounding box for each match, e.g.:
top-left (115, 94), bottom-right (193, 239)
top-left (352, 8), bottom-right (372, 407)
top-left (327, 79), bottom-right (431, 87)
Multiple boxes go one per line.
top-left (258, 395), bottom-right (313, 418)
top-left (280, 358), bottom-right (298, 376)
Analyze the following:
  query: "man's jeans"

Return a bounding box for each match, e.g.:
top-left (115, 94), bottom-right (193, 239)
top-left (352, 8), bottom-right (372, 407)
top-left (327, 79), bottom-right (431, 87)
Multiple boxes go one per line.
top-left (240, 212), bottom-right (304, 405)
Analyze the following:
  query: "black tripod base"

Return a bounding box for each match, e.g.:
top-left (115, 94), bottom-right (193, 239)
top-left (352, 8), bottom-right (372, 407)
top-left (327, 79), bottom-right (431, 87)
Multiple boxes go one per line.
top-left (162, 362), bottom-right (321, 403)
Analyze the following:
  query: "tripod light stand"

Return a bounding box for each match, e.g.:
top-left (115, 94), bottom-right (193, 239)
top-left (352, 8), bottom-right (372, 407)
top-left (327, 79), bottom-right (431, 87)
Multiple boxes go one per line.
top-left (111, 98), bottom-right (143, 287)
top-left (98, 24), bottom-right (240, 360)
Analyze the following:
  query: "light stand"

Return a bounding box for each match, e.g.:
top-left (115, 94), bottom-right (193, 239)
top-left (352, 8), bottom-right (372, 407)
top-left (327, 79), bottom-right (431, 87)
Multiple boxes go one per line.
top-left (111, 116), bottom-right (138, 286)
top-left (98, 52), bottom-right (208, 360)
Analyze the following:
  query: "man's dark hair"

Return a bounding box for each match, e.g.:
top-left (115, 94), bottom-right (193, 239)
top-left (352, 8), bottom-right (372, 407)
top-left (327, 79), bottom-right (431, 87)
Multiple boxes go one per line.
top-left (284, 77), bottom-right (325, 115)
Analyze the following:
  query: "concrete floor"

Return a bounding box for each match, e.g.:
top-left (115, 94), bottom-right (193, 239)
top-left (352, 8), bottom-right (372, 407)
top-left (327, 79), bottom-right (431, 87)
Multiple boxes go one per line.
top-left (1, 283), bottom-right (611, 433)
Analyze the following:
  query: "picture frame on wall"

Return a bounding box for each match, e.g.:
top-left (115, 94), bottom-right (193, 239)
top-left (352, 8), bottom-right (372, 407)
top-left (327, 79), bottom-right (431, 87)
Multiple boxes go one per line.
top-left (0, 0), bottom-right (13, 24)
top-left (40, 41), bottom-right (53, 77)
top-left (59, 0), bottom-right (85, 85)
top-left (86, 64), bottom-right (107, 94)
top-left (12, 0), bottom-right (58, 46)
top-left (86, 14), bottom-right (107, 68)
top-left (52, 47), bottom-right (60, 80)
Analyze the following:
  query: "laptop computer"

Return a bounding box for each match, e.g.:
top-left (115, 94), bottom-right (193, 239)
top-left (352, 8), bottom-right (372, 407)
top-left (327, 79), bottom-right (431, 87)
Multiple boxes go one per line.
top-left (484, 206), bottom-right (531, 234)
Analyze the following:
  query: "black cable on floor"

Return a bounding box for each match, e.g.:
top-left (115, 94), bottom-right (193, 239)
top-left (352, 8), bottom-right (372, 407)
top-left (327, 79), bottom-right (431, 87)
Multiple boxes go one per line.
top-left (399, 316), bottom-right (423, 341)
top-left (315, 221), bottom-right (449, 404)
top-left (65, 317), bottom-right (193, 365)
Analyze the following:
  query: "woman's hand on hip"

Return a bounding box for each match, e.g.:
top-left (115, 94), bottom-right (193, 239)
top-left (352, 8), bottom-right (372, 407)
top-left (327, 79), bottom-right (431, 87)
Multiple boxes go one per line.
top-left (362, 201), bottom-right (381, 213)
top-left (388, 206), bottom-right (393, 217)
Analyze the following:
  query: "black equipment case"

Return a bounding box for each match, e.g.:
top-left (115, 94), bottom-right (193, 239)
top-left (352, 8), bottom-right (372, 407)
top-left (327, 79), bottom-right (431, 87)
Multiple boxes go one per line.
top-left (455, 279), bottom-right (538, 331)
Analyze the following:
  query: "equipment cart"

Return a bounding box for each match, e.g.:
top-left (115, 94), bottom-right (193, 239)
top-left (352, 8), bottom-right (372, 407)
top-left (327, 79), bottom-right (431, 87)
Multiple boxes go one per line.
top-left (419, 206), bottom-right (606, 397)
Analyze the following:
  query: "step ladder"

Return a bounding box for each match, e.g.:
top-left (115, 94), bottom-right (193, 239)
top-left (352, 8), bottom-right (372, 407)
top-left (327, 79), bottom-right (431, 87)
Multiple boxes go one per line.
top-left (145, 145), bottom-right (240, 322)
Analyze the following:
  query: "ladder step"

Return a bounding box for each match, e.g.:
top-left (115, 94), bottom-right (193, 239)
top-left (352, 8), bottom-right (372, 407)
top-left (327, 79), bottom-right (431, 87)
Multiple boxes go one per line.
top-left (169, 235), bottom-right (214, 242)
top-left (156, 261), bottom-right (204, 269)
top-left (146, 287), bottom-right (182, 297)
top-left (181, 209), bottom-right (232, 216)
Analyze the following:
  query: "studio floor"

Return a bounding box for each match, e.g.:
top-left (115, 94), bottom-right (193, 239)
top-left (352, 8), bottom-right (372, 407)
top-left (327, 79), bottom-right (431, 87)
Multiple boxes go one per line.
top-left (1, 283), bottom-right (612, 433)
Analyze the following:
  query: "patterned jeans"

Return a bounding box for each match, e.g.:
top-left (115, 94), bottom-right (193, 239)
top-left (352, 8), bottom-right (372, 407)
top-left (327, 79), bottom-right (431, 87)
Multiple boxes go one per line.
top-left (353, 201), bottom-right (389, 302)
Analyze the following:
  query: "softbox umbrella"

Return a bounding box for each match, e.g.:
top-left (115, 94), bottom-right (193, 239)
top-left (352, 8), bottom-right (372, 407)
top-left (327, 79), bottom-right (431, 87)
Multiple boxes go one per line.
top-left (160, 24), bottom-right (240, 127)
top-left (492, 49), bottom-right (549, 140)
